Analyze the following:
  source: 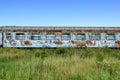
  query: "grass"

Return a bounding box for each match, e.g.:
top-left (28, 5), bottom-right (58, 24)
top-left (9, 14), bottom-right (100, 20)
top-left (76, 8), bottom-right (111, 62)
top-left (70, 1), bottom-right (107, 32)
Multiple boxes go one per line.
top-left (0, 47), bottom-right (120, 80)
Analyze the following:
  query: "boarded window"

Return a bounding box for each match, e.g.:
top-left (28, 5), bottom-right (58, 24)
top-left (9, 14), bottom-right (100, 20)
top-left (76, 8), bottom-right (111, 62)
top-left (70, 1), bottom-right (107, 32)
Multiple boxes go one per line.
top-left (6, 33), bottom-right (11, 40)
top-left (107, 34), bottom-right (115, 40)
top-left (16, 33), bottom-right (25, 40)
top-left (77, 34), bottom-right (85, 40)
top-left (62, 33), bottom-right (71, 40)
top-left (92, 34), bottom-right (100, 40)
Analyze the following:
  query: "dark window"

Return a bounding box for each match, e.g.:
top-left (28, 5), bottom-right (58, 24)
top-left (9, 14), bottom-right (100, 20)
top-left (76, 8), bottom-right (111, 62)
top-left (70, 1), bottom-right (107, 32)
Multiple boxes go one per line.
top-left (31, 33), bottom-right (40, 40)
top-left (77, 34), bottom-right (85, 40)
top-left (31, 36), bottom-right (40, 40)
top-left (91, 34), bottom-right (101, 40)
top-left (107, 34), bottom-right (115, 40)
top-left (62, 33), bottom-right (70, 40)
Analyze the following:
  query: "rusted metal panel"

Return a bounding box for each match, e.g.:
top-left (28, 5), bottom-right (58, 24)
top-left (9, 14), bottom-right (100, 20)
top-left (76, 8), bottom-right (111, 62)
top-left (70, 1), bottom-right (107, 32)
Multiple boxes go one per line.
top-left (1, 26), bottom-right (120, 48)
top-left (2, 31), bottom-right (119, 48)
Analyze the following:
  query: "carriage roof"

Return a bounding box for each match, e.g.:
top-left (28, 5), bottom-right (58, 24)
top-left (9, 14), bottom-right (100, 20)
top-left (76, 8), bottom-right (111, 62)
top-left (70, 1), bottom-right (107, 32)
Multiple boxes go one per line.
top-left (0, 26), bottom-right (120, 33)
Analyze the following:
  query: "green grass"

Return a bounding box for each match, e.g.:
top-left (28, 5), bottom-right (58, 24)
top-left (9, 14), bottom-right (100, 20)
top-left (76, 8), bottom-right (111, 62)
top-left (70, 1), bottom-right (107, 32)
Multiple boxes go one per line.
top-left (0, 47), bottom-right (120, 80)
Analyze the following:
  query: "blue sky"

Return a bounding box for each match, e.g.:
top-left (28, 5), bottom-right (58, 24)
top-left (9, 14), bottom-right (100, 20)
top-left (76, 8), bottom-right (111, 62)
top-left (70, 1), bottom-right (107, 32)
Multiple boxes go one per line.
top-left (0, 0), bottom-right (120, 26)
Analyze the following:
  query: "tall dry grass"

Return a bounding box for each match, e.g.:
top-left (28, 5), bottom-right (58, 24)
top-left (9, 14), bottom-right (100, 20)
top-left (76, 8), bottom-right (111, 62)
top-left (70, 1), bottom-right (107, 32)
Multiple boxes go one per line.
top-left (0, 47), bottom-right (120, 80)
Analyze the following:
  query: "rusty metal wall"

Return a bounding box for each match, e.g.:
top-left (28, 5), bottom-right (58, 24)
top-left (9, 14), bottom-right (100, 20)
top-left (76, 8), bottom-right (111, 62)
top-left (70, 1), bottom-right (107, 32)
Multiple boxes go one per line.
top-left (2, 31), bottom-right (120, 48)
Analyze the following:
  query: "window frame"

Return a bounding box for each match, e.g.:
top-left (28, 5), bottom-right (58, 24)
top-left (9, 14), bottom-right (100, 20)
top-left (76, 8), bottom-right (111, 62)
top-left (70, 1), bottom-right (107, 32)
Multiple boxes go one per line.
top-left (46, 34), bottom-right (55, 40)
top-left (6, 33), bottom-right (12, 40)
top-left (15, 33), bottom-right (25, 40)
top-left (31, 33), bottom-right (41, 40)
top-left (62, 33), bottom-right (71, 40)
top-left (76, 34), bottom-right (86, 40)
top-left (91, 34), bottom-right (101, 40)
top-left (106, 34), bottom-right (116, 40)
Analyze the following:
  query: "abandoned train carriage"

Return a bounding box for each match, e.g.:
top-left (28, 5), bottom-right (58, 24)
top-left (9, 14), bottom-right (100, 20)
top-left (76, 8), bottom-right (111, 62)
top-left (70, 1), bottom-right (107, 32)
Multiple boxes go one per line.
top-left (0, 26), bottom-right (120, 48)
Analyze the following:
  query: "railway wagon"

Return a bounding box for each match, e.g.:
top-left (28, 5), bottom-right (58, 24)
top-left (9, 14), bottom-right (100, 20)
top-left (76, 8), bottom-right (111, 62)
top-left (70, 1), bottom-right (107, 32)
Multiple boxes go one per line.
top-left (0, 26), bottom-right (120, 48)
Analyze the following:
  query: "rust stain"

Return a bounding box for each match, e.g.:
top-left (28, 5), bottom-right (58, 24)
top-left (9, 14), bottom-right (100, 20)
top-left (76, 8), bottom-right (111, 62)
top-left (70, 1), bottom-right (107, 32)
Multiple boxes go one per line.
top-left (4, 30), bottom-right (120, 33)
top-left (24, 40), bottom-right (31, 46)
top-left (54, 41), bottom-right (63, 45)
top-left (115, 40), bottom-right (120, 48)
top-left (71, 40), bottom-right (76, 44)
top-left (93, 41), bottom-right (96, 46)
top-left (20, 40), bottom-right (24, 46)
top-left (9, 40), bottom-right (15, 44)
top-left (4, 40), bottom-right (7, 43)
top-left (76, 41), bottom-right (86, 47)
top-left (86, 40), bottom-right (93, 46)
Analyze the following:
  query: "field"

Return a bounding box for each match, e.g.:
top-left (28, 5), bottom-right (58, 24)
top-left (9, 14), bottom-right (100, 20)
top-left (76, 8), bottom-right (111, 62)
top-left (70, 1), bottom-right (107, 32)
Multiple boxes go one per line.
top-left (0, 47), bottom-right (120, 80)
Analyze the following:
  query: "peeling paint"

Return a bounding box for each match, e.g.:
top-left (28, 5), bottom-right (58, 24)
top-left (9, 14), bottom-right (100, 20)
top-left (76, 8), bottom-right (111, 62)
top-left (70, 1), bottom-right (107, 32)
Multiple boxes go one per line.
top-left (1, 26), bottom-right (120, 48)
